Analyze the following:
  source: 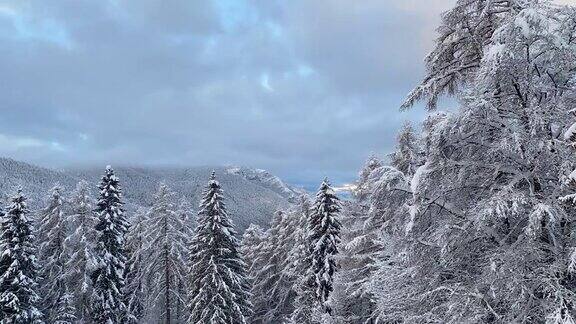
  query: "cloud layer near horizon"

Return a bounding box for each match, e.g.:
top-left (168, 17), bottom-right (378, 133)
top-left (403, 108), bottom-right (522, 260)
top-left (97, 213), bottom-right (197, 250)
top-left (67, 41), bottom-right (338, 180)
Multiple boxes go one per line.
top-left (0, 0), bottom-right (463, 186)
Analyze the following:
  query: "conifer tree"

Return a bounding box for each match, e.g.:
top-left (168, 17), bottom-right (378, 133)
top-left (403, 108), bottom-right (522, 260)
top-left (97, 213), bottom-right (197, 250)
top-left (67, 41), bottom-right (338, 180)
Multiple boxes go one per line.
top-left (290, 258), bottom-right (320, 324)
top-left (188, 172), bottom-right (252, 323)
top-left (53, 290), bottom-right (76, 324)
top-left (249, 211), bottom-right (284, 323)
top-left (175, 197), bottom-right (194, 323)
top-left (64, 180), bottom-right (98, 323)
top-left (37, 186), bottom-right (69, 321)
top-left (91, 166), bottom-right (129, 323)
top-left (308, 179), bottom-right (341, 314)
top-left (241, 224), bottom-right (266, 277)
top-left (248, 207), bottom-right (310, 323)
top-left (142, 184), bottom-right (189, 324)
top-left (124, 207), bottom-right (148, 324)
top-left (288, 195), bottom-right (319, 324)
top-left (176, 197), bottom-right (195, 239)
top-left (0, 190), bottom-right (43, 323)
top-left (287, 195), bottom-right (313, 280)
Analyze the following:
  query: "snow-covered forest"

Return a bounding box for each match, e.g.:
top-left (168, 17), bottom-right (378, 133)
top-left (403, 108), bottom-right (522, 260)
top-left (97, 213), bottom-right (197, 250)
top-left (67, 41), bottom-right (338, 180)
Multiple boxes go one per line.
top-left (2, 0), bottom-right (576, 323)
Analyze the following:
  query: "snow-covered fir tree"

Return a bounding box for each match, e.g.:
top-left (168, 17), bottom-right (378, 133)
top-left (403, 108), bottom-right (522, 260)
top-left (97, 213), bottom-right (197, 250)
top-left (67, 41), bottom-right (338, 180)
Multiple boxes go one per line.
top-left (141, 184), bottom-right (189, 324)
top-left (290, 258), bottom-right (321, 324)
top-left (286, 195), bottom-right (313, 282)
top-left (63, 180), bottom-right (98, 323)
top-left (309, 179), bottom-right (341, 314)
top-left (37, 186), bottom-right (69, 321)
top-left (187, 172), bottom-right (252, 323)
top-left (123, 207), bottom-right (148, 324)
top-left (91, 166), bottom-right (130, 323)
top-left (0, 190), bottom-right (43, 323)
top-left (53, 290), bottom-right (76, 324)
top-left (292, 179), bottom-right (341, 322)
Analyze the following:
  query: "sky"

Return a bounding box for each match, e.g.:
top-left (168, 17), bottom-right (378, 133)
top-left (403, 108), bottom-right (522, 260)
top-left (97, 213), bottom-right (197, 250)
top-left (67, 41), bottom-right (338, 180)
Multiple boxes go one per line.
top-left (0, 0), bottom-right (572, 189)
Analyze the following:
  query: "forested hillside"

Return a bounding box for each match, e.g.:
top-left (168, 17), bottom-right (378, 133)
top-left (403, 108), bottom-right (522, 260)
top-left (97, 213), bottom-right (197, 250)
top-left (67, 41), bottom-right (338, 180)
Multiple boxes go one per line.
top-left (0, 158), bottom-right (296, 231)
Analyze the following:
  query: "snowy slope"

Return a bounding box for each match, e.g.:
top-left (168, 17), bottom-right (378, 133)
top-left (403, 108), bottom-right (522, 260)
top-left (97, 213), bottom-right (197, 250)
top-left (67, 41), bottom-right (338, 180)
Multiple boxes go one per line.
top-left (0, 158), bottom-right (79, 206)
top-left (0, 158), bottom-right (295, 232)
top-left (68, 166), bottom-right (297, 231)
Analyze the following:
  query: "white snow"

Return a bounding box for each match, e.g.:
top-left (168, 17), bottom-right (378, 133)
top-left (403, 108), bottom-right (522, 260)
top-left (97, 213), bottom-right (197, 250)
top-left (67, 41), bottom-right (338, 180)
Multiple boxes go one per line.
top-left (564, 122), bottom-right (576, 141)
top-left (410, 162), bottom-right (430, 193)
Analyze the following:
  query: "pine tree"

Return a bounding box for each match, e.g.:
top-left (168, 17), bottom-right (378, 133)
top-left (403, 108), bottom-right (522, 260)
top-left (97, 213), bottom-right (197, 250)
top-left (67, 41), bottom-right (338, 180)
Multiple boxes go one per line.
top-left (142, 184), bottom-right (189, 324)
top-left (53, 290), bottom-right (76, 324)
top-left (37, 186), bottom-right (69, 321)
top-left (64, 180), bottom-right (98, 323)
top-left (123, 207), bottom-right (148, 324)
top-left (308, 179), bottom-right (341, 314)
top-left (0, 190), bottom-right (43, 323)
top-left (187, 172), bottom-right (252, 323)
top-left (91, 166), bottom-right (129, 323)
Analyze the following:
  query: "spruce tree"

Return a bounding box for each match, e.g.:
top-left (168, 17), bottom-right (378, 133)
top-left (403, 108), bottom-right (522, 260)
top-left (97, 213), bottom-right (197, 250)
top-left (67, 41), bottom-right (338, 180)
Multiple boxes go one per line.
top-left (64, 180), bottom-right (98, 323)
top-left (188, 172), bottom-right (252, 323)
top-left (124, 207), bottom-right (148, 324)
top-left (288, 195), bottom-right (319, 324)
top-left (53, 289), bottom-right (76, 324)
top-left (37, 186), bottom-right (68, 321)
top-left (142, 184), bottom-right (189, 324)
top-left (91, 166), bottom-right (129, 323)
top-left (309, 179), bottom-right (341, 314)
top-left (290, 259), bottom-right (320, 324)
top-left (0, 190), bottom-right (43, 323)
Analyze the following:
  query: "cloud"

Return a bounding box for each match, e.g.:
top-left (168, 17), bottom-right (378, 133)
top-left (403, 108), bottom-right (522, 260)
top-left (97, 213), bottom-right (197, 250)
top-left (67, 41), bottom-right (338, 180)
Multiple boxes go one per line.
top-left (0, 0), bottom-right (457, 185)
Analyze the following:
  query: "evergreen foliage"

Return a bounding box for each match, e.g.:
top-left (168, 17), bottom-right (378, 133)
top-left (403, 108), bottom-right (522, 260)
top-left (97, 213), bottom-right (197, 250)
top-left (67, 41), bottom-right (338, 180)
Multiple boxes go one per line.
top-left (37, 186), bottom-right (68, 321)
top-left (0, 190), bottom-right (43, 323)
top-left (64, 180), bottom-right (98, 323)
top-left (91, 166), bottom-right (129, 323)
top-left (188, 172), bottom-right (252, 323)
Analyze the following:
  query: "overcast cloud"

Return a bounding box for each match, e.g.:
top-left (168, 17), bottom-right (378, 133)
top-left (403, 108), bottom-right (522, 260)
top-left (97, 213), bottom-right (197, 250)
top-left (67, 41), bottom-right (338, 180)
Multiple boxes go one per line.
top-left (0, 0), bottom-right (540, 187)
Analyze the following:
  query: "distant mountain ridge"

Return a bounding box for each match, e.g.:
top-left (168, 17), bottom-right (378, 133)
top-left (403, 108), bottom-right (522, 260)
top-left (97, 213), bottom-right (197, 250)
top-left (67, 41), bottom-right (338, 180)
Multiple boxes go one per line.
top-left (0, 158), bottom-right (299, 232)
